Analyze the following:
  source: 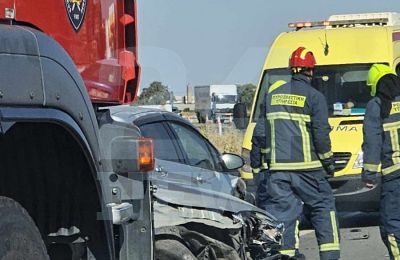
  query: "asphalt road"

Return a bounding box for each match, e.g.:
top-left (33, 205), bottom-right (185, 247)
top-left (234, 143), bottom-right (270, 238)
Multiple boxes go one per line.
top-left (300, 226), bottom-right (388, 260)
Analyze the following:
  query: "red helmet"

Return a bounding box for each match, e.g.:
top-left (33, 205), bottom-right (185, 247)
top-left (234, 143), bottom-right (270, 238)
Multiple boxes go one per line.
top-left (289, 47), bottom-right (316, 69)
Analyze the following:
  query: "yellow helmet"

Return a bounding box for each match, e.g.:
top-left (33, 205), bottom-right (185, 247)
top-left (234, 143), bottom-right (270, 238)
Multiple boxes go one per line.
top-left (367, 64), bottom-right (396, 96)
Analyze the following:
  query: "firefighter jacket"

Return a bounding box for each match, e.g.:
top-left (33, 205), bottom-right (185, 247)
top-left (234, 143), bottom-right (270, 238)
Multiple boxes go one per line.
top-left (250, 117), bottom-right (269, 173)
top-left (262, 74), bottom-right (333, 171)
top-left (362, 96), bottom-right (400, 182)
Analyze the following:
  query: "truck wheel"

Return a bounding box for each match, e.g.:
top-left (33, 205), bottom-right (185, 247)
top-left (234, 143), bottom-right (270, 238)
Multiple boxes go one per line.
top-left (0, 196), bottom-right (49, 260)
top-left (155, 239), bottom-right (196, 260)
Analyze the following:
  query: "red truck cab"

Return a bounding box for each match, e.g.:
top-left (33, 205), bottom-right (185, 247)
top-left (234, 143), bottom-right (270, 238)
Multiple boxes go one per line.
top-left (0, 0), bottom-right (140, 104)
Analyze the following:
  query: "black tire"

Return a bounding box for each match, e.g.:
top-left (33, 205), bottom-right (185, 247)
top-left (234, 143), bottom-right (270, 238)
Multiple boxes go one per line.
top-left (0, 196), bottom-right (49, 260)
top-left (155, 239), bottom-right (196, 260)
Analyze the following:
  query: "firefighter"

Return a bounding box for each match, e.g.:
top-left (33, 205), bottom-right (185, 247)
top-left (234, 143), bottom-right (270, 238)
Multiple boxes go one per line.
top-left (362, 64), bottom-right (400, 260)
top-left (257, 47), bottom-right (339, 260)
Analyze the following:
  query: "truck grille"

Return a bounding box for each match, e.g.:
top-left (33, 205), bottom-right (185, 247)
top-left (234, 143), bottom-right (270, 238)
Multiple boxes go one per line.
top-left (333, 152), bottom-right (352, 171)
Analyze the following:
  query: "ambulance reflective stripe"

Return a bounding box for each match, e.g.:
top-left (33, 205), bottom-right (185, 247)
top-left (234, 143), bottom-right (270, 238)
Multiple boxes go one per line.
top-left (268, 80), bottom-right (287, 94)
top-left (389, 234), bottom-right (400, 258)
top-left (318, 151), bottom-right (333, 160)
top-left (279, 249), bottom-right (296, 257)
top-left (320, 211), bottom-right (340, 252)
top-left (271, 94), bottom-right (306, 108)
top-left (364, 163), bottom-right (380, 172)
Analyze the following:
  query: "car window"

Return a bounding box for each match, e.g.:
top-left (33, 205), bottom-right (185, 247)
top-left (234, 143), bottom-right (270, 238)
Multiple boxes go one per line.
top-left (139, 122), bottom-right (181, 163)
top-left (168, 123), bottom-right (217, 171)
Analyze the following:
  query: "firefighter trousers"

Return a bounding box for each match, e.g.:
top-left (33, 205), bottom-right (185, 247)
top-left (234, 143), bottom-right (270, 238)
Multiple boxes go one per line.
top-left (255, 170), bottom-right (270, 207)
top-left (260, 170), bottom-right (340, 260)
top-left (380, 178), bottom-right (400, 260)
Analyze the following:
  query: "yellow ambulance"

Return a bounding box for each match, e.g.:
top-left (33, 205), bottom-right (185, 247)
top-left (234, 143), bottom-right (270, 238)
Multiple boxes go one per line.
top-left (242, 12), bottom-right (400, 212)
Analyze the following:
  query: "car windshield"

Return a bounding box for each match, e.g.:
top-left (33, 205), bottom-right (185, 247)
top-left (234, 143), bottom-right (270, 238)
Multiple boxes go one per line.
top-left (252, 64), bottom-right (374, 122)
top-left (214, 95), bottom-right (236, 104)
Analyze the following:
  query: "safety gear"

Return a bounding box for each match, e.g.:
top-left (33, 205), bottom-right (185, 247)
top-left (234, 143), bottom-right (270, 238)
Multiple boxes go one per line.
top-left (362, 96), bottom-right (400, 183)
top-left (257, 70), bottom-right (339, 259)
top-left (289, 47), bottom-right (316, 69)
top-left (250, 110), bottom-right (269, 173)
top-left (367, 64), bottom-right (396, 97)
top-left (363, 72), bottom-right (400, 260)
top-left (262, 171), bottom-right (340, 260)
top-left (379, 178), bottom-right (400, 260)
top-left (264, 74), bottom-right (333, 171)
top-left (375, 74), bottom-right (400, 119)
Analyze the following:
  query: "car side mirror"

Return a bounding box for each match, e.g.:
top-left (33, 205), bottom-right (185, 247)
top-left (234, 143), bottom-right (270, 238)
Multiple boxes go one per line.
top-left (221, 153), bottom-right (245, 170)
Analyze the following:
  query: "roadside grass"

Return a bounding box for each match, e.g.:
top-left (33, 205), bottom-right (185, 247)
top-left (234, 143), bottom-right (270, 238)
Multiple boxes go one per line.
top-left (196, 123), bottom-right (244, 155)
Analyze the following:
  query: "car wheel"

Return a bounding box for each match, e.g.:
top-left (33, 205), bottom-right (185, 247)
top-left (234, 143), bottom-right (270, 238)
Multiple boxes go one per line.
top-left (155, 239), bottom-right (196, 260)
top-left (0, 196), bottom-right (49, 260)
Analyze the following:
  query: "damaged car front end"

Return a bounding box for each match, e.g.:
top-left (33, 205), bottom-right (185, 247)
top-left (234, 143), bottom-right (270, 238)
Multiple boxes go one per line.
top-left (152, 178), bottom-right (284, 260)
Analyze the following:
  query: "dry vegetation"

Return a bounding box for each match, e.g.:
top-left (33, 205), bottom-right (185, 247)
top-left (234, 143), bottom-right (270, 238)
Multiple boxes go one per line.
top-left (196, 123), bottom-right (244, 154)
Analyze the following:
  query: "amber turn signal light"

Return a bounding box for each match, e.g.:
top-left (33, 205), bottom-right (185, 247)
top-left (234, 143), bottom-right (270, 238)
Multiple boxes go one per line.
top-left (138, 137), bottom-right (154, 172)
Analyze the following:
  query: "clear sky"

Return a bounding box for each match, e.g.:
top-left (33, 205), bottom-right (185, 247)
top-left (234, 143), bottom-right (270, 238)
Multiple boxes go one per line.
top-left (137, 0), bottom-right (399, 95)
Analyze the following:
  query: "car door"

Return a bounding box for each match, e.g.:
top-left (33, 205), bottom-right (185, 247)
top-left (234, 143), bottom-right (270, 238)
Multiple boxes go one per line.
top-left (139, 121), bottom-right (197, 186)
top-left (166, 121), bottom-right (235, 195)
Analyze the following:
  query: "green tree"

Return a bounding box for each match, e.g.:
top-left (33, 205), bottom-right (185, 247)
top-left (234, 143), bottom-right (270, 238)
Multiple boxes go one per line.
top-left (138, 81), bottom-right (173, 105)
top-left (238, 83), bottom-right (256, 110)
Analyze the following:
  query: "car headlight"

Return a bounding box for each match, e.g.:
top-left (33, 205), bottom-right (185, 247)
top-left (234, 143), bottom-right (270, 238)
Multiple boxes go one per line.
top-left (353, 151), bottom-right (364, 169)
top-left (241, 148), bottom-right (252, 173)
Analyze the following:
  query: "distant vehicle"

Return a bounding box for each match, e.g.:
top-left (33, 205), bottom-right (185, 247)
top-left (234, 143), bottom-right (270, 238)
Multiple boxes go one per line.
top-left (241, 12), bottom-right (400, 217)
top-left (108, 106), bottom-right (284, 259)
top-left (194, 85), bottom-right (237, 123)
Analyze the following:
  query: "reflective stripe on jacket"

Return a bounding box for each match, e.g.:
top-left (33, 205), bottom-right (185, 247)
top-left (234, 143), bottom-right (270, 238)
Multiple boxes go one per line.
top-left (264, 74), bottom-right (332, 171)
top-left (363, 97), bottom-right (400, 181)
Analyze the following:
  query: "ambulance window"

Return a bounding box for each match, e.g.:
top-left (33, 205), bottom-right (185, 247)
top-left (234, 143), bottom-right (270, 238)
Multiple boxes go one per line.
top-left (312, 64), bottom-right (372, 115)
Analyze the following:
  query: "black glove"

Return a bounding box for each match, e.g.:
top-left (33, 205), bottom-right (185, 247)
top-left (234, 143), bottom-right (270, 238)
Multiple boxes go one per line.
top-left (321, 158), bottom-right (335, 177)
top-left (361, 169), bottom-right (377, 184)
top-left (233, 178), bottom-right (247, 200)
